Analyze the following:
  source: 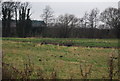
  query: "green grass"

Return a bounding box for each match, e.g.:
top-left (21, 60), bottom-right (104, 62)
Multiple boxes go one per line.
top-left (2, 37), bottom-right (119, 48)
top-left (2, 38), bottom-right (119, 79)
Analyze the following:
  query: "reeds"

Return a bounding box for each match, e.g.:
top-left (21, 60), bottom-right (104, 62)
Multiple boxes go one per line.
top-left (80, 61), bottom-right (92, 80)
top-left (108, 53), bottom-right (118, 81)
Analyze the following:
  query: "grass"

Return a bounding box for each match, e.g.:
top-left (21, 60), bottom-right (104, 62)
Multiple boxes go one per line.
top-left (2, 37), bottom-right (119, 48)
top-left (2, 37), bottom-right (119, 79)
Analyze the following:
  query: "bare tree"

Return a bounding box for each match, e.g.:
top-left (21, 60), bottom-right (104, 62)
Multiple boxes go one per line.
top-left (100, 7), bottom-right (119, 29)
top-left (41, 5), bottom-right (54, 27)
top-left (88, 8), bottom-right (99, 29)
top-left (17, 2), bottom-right (32, 37)
top-left (88, 8), bottom-right (99, 38)
top-left (56, 14), bottom-right (79, 38)
top-left (77, 12), bottom-right (89, 28)
top-left (75, 12), bottom-right (89, 38)
top-left (82, 12), bottom-right (89, 28)
top-left (0, 0), bottom-right (2, 18)
top-left (13, 1), bottom-right (20, 27)
top-left (100, 7), bottom-right (119, 38)
top-left (2, 1), bottom-right (15, 37)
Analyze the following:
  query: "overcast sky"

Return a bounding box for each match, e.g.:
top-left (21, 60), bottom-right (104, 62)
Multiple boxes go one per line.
top-left (8, 0), bottom-right (120, 20)
top-left (31, 2), bottom-right (119, 20)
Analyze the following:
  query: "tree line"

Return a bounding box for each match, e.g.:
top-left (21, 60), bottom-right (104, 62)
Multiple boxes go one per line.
top-left (1, 1), bottom-right (120, 38)
top-left (2, 1), bottom-right (32, 37)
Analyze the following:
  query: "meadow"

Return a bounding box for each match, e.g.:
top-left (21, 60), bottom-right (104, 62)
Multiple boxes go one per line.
top-left (2, 37), bottom-right (119, 79)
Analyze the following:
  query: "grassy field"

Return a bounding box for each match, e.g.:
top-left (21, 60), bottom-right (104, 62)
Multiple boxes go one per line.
top-left (2, 38), bottom-right (119, 79)
top-left (2, 37), bottom-right (119, 48)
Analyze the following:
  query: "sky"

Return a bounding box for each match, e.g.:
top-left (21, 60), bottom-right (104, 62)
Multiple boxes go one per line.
top-left (11, 0), bottom-right (120, 2)
top-left (30, 2), bottom-right (118, 20)
top-left (3, 0), bottom-right (120, 20)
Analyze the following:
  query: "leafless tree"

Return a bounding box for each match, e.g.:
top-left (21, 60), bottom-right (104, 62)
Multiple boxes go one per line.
top-left (82, 12), bottom-right (89, 28)
top-left (56, 14), bottom-right (79, 38)
top-left (2, 1), bottom-right (15, 37)
top-left (77, 12), bottom-right (89, 28)
top-left (17, 2), bottom-right (32, 37)
top-left (88, 8), bottom-right (99, 29)
top-left (100, 7), bottom-right (119, 29)
top-left (0, 0), bottom-right (2, 19)
top-left (100, 7), bottom-right (119, 38)
top-left (41, 5), bottom-right (54, 27)
top-left (13, 1), bottom-right (20, 26)
top-left (88, 8), bottom-right (99, 38)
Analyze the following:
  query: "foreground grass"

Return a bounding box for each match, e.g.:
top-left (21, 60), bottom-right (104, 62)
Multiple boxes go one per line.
top-left (2, 38), bottom-right (119, 79)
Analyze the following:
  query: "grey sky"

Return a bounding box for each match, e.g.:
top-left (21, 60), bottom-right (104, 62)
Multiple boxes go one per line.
top-left (30, 2), bottom-right (118, 20)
